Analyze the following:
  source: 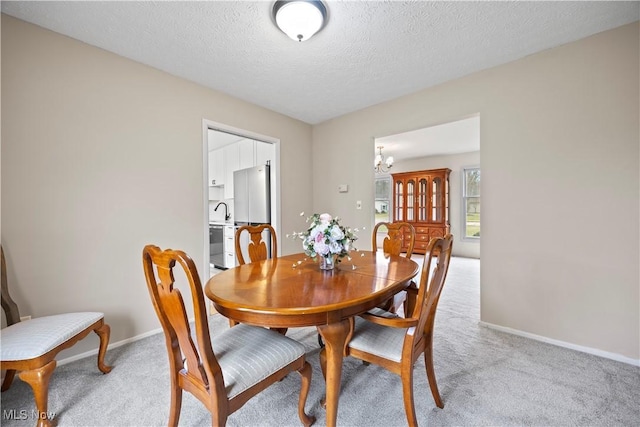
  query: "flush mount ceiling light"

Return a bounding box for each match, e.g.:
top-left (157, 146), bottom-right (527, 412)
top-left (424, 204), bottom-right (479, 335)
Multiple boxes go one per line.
top-left (374, 146), bottom-right (394, 173)
top-left (273, 0), bottom-right (328, 42)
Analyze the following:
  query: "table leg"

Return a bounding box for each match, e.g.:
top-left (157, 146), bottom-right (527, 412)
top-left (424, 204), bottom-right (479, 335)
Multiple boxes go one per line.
top-left (317, 319), bottom-right (351, 427)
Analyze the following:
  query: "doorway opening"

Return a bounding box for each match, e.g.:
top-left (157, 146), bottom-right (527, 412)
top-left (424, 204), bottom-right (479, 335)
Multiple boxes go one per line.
top-left (373, 115), bottom-right (480, 260)
top-left (202, 120), bottom-right (280, 280)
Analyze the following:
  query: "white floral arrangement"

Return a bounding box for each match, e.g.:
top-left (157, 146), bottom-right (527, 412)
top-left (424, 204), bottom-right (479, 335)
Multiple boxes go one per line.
top-left (291, 213), bottom-right (358, 261)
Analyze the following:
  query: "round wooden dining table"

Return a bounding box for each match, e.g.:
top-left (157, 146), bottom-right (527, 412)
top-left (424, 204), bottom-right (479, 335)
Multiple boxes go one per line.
top-left (205, 250), bottom-right (419, 427)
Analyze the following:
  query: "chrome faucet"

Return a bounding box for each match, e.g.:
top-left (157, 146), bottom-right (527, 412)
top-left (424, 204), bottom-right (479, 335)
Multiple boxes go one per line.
top-left (214, 202), bottom-right (231, 221)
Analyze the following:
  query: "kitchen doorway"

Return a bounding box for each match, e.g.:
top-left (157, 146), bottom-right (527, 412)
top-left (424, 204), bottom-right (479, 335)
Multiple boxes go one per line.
top-left (201, 120), bottom-right (280, 281)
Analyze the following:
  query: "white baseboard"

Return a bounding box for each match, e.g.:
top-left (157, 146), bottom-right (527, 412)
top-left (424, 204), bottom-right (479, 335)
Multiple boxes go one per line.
top-left (480, 321), bottom-right (640, 367)
top-left (57, 314), bottom-right (206, 367)
top-left (58, 318), bottom-right (640, 368)
top-left (57, 326), bottom-right (164, 367)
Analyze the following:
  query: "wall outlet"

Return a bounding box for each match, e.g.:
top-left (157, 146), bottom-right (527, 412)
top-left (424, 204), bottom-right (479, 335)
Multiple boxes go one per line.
top-left (356, 200), bottom-right (362, 210)
top-left (338, 184), bottom-right (349, 193)
top-left (20, 315), bottom-right (31, 321)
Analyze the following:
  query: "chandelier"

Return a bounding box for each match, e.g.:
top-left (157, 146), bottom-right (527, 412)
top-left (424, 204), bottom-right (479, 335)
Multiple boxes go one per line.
top-left (374, 146), bottom-right (394, 173)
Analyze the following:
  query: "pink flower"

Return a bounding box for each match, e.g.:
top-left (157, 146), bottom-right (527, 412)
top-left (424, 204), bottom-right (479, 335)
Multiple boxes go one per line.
top-left (319, 213), bottom-right (332, 224)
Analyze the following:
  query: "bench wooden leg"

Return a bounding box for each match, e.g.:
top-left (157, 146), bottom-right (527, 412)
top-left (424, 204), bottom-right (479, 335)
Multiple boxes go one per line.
top-left (18, 360), bottom-right (56, 427)
top-left (94, 322), bottom-right (113, 374)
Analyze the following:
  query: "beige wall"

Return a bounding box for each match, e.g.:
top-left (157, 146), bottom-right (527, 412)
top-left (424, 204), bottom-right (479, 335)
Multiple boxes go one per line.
top-left (312, 23), bottom-right (639, 360)
top-left (2, 15), bottom-right (639, 362)
top-left (393, 150), bottom-right (481, 259)
top-left (1, 15), bottom-right (313, 355)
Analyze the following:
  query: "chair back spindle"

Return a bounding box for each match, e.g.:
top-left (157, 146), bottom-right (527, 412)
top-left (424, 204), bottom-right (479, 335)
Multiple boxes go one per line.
top-left (412, 235), bottom-right (453, 338)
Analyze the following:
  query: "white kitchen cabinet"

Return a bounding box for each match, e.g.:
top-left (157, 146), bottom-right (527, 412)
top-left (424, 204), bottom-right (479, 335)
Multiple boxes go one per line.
top-left (212, 140), bottom-right (273, 200)
top-left (223, 225), bottom-right (237, 268)
top-left (223, 143), bottom-right (239, 199)
top-left (208, 148), bottom-right (224, 200)
top-left (208, 148), bottom-right (224, 187)
top-left (238, 139), bottom-right (255, 170)
top-left (208, 187), bottom-right (223, 200)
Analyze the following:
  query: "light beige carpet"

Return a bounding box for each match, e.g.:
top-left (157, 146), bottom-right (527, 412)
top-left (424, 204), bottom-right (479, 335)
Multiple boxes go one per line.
top-left (2, 257), bottom-right (639, 426)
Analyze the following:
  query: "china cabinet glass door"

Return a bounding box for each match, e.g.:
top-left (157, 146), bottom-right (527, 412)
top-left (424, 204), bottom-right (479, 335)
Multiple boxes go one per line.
top-left (432, 177), bottom-right (442, 222)
top-left (416, 178), bottom-right (428, 221)
top-left (394, 180), bottom-right (404, 221)
top-left (406, 179), bottom-right (415, 221)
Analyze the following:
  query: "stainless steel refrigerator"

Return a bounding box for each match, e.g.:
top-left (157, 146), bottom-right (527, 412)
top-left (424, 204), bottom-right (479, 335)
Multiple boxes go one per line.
top-left (234, 164), bottom-right (272, 262)
top-left (233, 164), bottom-right (270, 225)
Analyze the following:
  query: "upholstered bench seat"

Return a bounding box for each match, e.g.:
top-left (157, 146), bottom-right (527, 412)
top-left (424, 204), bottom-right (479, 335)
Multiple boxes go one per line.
top-left (0, 312), bottom-right (104, 361)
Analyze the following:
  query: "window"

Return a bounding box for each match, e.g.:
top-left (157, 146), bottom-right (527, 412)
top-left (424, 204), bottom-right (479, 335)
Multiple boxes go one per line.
top-left (375, 176), bottom-right (391, 227)
top-left (463, 167), bottom-right (480, 239)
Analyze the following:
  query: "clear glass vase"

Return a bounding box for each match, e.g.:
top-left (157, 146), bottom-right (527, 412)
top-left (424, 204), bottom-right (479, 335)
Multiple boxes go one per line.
top-left (318, 254), bottom-right (337, 270)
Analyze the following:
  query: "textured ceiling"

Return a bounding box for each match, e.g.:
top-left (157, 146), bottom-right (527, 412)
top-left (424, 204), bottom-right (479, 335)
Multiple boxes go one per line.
top-left (2, 1), bottom-right (638, 126)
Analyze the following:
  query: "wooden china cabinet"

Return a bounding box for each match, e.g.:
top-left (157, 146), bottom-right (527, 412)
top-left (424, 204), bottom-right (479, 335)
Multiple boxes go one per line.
top-left (391, 168), bottom-right (451, 254)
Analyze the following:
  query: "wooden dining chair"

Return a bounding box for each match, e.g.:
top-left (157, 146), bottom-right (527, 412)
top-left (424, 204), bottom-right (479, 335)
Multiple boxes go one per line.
top-left (234, 223), bottom-right (277, 265)
top-left (334, 234), bottom-right (453, 427)
top-left (142, 245), bottom-right (314, 427)
top-left (0, 245), bottom-right (112, 427)
top-left (372, 221), bottom-right (416, 314)
top-left (372, 221), bottom-right (416, 258)
top-left (232, 224), bottom-right (284, 330)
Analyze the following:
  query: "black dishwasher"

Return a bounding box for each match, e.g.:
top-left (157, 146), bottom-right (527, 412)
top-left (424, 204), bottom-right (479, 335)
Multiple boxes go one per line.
top-left (209, 224), bottom-right (224, 269)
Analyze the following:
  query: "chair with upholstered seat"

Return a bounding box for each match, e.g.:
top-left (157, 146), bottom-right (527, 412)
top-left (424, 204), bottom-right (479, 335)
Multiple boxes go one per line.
top-left (142, 245), bottom-right (314, 427)
top-left (0, 246), bottom-right (112, 427)
top-left (329, 234), bottom-right (453, 427)
top-left (235, 223), bottom-right (277, 265)
top-left (372, 221), bottom-right (416, 258)
top-left (232, 224), bottom-right (283, 330)
top-left (372, 221), bottom-right (416, 314)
